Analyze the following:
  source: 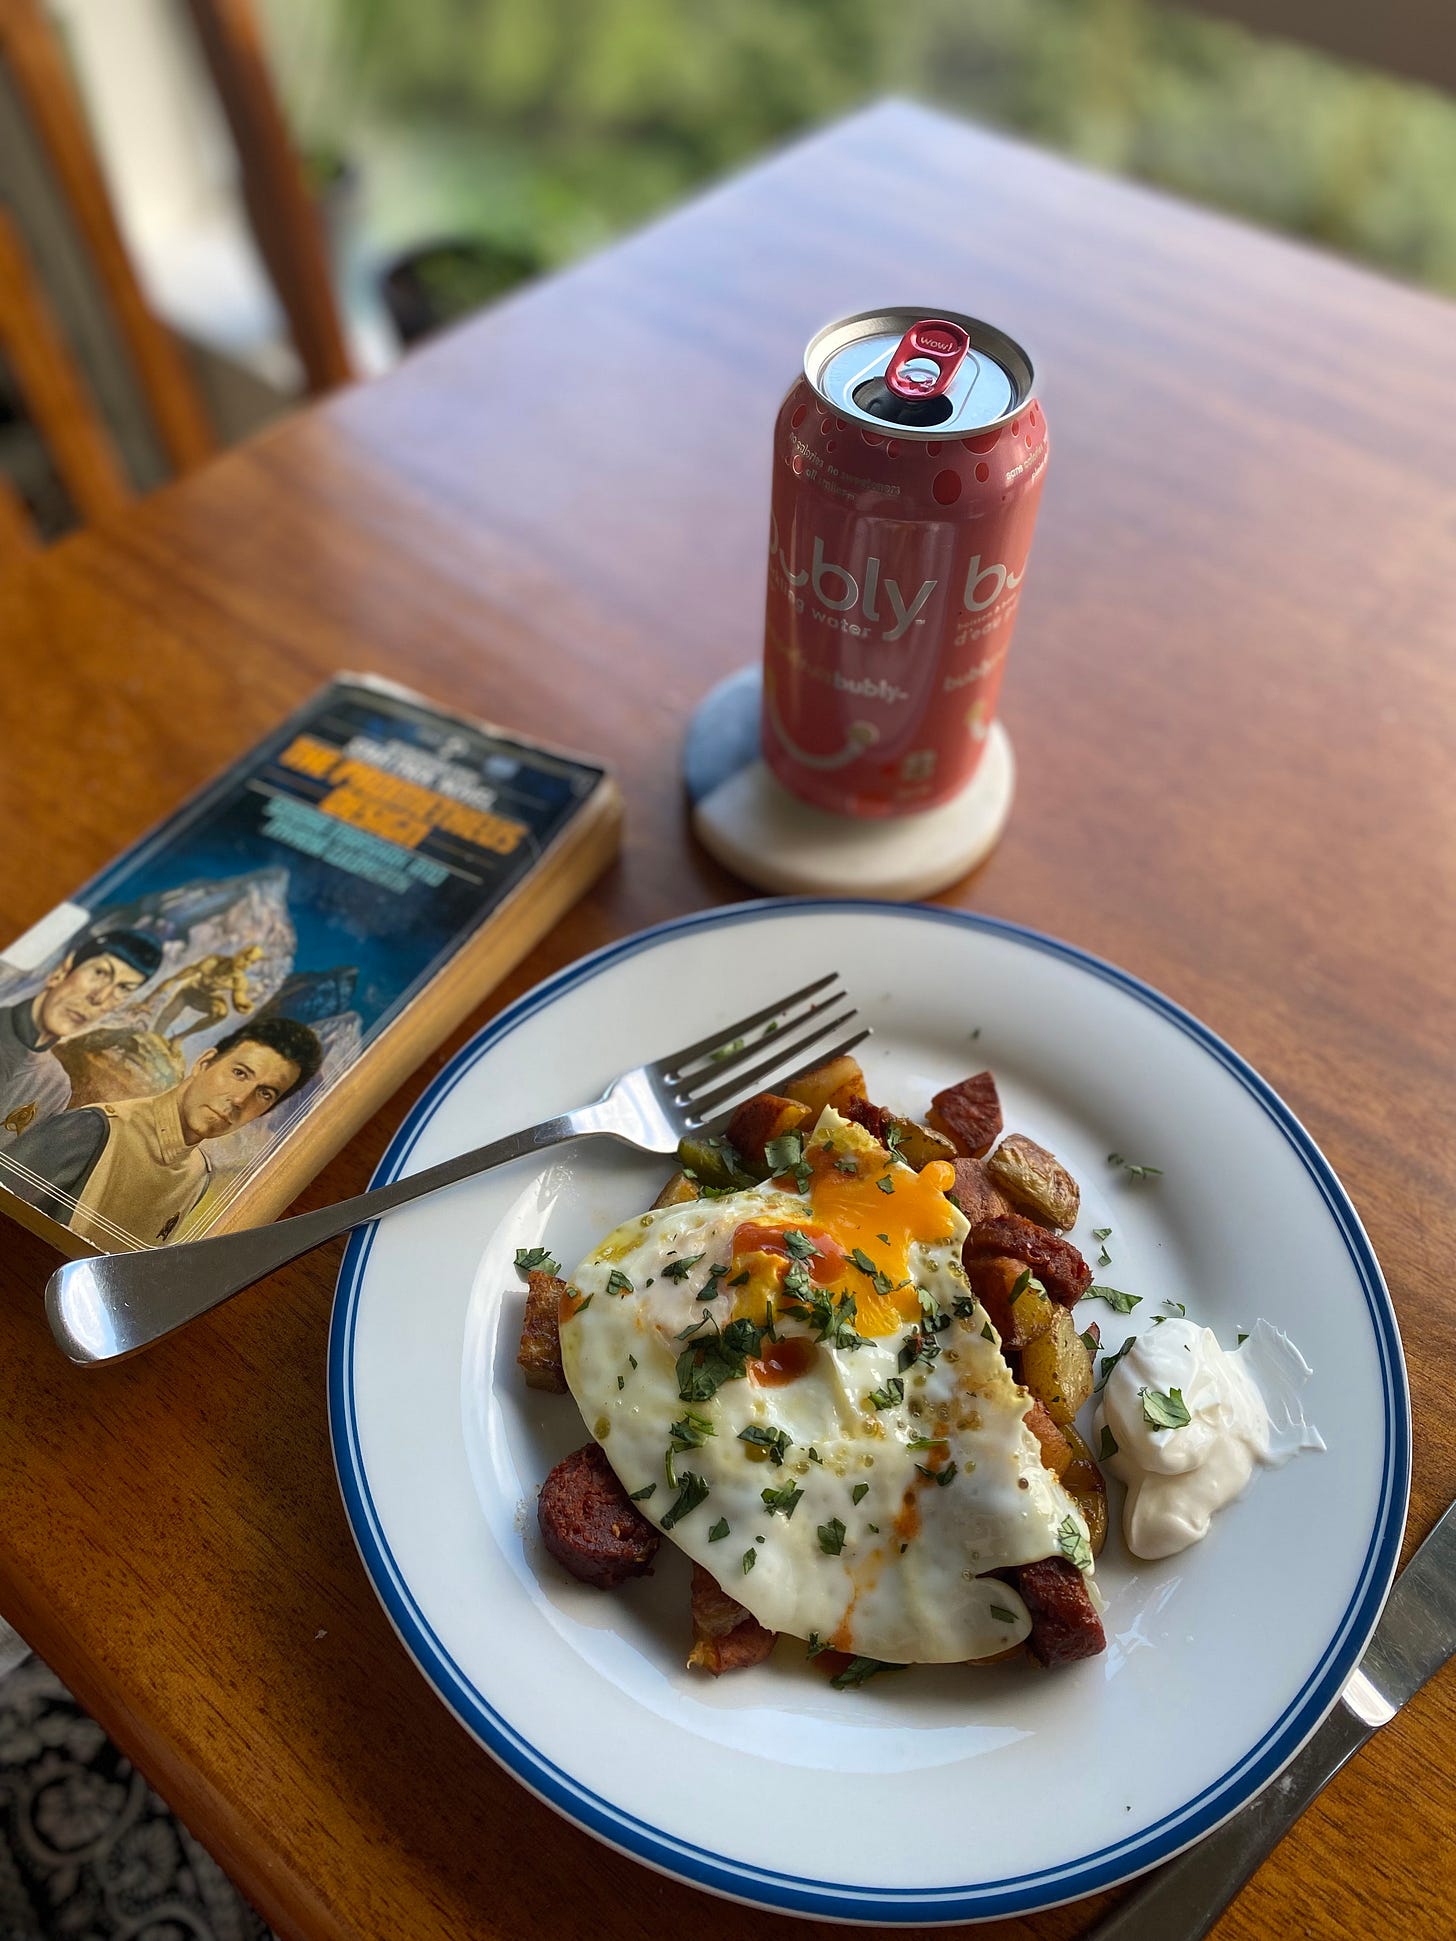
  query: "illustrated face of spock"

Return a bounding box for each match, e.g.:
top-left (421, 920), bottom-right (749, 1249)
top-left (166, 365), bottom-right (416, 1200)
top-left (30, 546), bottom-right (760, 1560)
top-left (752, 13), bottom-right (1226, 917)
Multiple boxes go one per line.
top-left (175, 1040), bottom-right (302, 1146)
top-left (34, 951), bottom-right (148, 1044)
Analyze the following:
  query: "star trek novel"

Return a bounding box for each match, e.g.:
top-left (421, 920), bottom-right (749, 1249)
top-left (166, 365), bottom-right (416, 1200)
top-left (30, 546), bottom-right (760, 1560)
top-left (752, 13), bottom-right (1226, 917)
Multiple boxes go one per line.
top-left (0, 675), bottom-right (620, 1257)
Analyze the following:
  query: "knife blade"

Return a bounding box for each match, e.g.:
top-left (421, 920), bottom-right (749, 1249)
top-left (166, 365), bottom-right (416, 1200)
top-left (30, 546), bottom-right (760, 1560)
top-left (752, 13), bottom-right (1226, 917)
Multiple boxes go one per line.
top-left (1085, 1494), bottom-right (1455, 1941)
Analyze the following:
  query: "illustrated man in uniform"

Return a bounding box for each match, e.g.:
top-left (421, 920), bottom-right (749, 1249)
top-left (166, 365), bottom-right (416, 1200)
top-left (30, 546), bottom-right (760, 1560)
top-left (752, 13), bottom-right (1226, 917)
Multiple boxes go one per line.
top-left (149, 943), bottom-right (266, 1047)
top-left (0, 930), bottom-right (164, 1149)
top-left (0, 1015), bottom-right (322, 1247)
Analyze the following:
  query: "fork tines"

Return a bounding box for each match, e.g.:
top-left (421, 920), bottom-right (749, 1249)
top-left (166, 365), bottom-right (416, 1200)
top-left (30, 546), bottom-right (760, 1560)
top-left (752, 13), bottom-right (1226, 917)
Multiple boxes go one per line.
top-left (664, 973), bottom-right (867, 1123)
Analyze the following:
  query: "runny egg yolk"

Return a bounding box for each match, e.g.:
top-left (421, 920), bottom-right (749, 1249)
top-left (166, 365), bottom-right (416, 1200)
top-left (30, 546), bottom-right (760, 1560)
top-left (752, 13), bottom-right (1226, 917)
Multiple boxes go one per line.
top-left (729, 1150), bottom-right (959, 1344)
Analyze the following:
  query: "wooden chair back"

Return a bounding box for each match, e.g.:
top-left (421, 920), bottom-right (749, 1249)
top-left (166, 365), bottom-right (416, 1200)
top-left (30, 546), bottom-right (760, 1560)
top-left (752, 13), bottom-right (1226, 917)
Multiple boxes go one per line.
top-left (0, 0), bottom-right (352, 563)
top-left (0, 203), bottom-right (131, 561)
top-left (0, 0), bottom-right (215, 475)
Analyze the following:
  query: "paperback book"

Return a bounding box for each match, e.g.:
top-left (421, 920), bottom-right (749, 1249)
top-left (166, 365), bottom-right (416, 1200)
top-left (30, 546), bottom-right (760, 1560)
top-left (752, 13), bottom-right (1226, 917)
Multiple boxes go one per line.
top-left (0, 674), bottom-right (620, 1256)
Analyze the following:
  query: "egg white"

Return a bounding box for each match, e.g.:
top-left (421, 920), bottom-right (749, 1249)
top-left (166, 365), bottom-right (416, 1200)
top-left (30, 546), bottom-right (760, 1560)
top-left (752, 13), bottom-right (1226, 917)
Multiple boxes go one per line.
top-left (559, 1108), bottom-right (1092, 1664)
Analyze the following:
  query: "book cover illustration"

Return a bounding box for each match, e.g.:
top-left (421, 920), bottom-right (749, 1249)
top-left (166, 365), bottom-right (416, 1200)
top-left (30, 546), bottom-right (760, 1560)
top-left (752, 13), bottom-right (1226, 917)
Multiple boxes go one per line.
top-left (0, 676), bottom-right (608, 1252)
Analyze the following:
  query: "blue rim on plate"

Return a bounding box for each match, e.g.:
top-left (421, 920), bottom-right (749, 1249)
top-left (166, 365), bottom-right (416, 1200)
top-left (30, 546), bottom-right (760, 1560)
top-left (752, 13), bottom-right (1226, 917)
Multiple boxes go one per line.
top-left (328, 898), bottom-right (1410, 1922)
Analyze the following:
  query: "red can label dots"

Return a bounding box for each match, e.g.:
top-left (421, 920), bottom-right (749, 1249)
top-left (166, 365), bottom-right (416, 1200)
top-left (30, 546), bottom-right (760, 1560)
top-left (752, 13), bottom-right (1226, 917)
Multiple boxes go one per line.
top-left (761, 309), bottom-right (1048, 818)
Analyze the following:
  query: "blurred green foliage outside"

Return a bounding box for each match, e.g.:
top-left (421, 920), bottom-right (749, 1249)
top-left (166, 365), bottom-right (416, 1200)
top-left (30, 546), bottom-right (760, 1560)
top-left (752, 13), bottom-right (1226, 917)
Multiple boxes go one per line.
top-left (264, 0), bottom-right (1456, 305)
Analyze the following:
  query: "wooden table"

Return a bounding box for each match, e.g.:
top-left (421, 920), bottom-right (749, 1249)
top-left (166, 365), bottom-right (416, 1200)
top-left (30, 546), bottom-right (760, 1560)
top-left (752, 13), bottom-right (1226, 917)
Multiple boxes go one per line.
top-left (2, 100), bottom-right (1454, 1941)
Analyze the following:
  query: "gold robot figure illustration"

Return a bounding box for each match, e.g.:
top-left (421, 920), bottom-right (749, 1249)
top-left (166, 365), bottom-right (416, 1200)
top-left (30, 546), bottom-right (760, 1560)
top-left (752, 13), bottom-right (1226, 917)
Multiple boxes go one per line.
top-left (149, 944), bottom-right (265, 1047)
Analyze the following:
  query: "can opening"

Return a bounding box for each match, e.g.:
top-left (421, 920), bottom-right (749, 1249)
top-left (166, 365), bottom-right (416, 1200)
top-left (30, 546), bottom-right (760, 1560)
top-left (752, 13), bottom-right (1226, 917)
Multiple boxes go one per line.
top-left (851, 378), bottom-right (955, 428)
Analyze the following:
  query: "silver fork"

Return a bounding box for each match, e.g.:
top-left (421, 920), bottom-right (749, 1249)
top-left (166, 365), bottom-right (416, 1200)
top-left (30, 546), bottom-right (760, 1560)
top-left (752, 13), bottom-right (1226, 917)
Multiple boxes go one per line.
top-left (45, 972), bottom-right (867, 1366)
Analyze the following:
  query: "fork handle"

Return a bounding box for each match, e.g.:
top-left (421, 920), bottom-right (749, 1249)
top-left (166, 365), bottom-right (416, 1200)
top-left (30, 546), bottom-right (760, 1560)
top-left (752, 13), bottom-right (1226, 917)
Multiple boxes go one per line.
top-left (1082, 1696), bottom-right (1371, 1941)
top-left (45, 1108), bottom-right (598, 1365)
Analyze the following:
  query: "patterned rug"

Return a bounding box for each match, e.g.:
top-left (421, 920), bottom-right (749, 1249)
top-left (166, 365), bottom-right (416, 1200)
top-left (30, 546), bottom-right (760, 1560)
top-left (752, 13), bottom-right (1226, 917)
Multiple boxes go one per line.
top-left (0, 1649), bottom-right (276, 1941)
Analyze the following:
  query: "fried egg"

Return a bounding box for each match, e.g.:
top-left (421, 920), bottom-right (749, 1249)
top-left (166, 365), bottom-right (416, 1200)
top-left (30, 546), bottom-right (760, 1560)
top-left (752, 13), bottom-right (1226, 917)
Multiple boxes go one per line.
top-left (559, 1107), bottom-right (1094, 1664)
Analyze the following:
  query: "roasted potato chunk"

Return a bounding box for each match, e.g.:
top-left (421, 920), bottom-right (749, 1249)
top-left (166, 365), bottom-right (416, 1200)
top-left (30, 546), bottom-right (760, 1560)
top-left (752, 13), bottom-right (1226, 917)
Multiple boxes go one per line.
top-left (687, 1563), bottom-right (776, 1674)
top-left (516, 1270), bottom-right (567, 1392)
top-left (651, 1169), bottom-right (702, 1208)
top-left (1019, 1307), bottom-right (1094, 1426)
top-left (890, 1118), bottom-right (958, 1171)
top-left (986, 1134), bottom-right (1081, 1230)
top-left (964, 1254), bottom-right (1057, 1350)
top-left (782, 1054), bottom-right (866, 1119)
top-left (1060, 1421), bottom-right (1109, 1558)
top-left (928, 1071), bottom-right (1002, 1158)
top-left (947, 1157), bottom-right (1013, 1228)
top-left (724, 1092), bottom-right (810, 1172)
top-left (838, 1095), bottom-right (957, 1172)
top-left (1024, 1397), bottom-right (1072, 1476)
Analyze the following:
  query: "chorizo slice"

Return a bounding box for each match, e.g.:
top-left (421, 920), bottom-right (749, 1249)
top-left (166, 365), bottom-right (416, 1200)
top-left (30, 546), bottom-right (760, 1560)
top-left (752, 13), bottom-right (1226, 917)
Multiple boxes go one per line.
top-left (538, 1442), bottom-right (660, 1589)
top-left (965, 1213), bottom-right (1093, 1307)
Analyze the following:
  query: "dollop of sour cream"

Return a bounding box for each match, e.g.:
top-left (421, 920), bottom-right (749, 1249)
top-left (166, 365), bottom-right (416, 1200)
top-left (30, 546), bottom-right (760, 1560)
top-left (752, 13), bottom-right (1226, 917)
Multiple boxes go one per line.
top-left (1094, 1318), bottom-right (1324, 1560)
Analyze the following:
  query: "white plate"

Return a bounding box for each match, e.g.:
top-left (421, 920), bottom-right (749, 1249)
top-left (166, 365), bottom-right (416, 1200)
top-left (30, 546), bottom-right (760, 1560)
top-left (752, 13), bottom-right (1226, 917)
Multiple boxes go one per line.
top-left (329, 900), bottom-right (1408, 1923)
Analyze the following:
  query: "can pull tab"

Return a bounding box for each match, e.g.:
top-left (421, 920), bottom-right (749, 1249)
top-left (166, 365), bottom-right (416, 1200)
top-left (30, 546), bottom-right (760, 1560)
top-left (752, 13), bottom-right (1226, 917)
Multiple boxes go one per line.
top-left (884, 319), bottom-right (970, 400)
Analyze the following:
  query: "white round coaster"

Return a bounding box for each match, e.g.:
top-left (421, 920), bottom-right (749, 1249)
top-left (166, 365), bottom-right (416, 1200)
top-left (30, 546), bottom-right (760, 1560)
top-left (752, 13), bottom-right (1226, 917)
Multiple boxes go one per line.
top-left (687, 668), bottom-right (1015, 899)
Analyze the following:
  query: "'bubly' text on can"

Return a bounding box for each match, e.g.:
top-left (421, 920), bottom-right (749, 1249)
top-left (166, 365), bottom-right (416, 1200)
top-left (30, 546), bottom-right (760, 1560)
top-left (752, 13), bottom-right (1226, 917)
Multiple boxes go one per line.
top-left (761, 308), bottom-right (1048, 817)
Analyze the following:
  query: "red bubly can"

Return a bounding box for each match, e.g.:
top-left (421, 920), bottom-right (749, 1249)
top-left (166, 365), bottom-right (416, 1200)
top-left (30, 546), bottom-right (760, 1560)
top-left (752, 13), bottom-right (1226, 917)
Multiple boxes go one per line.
top-left (762, 308), bottom-right (1048, 817)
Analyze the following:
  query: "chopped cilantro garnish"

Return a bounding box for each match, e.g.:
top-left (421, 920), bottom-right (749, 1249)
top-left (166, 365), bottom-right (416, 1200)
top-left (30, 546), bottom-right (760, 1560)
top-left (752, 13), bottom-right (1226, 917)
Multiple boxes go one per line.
top-left (738, 1424), bottom-right (791, 1463)
top-left (782, 1228), bottom-right (821, 1259)
top-left (851, 1482), bottom-right (869, 1505)
top-left (884, 1123), bottom-right (906, 1157)
top-left (708, 1517), bottom-right (730, 1541)
top-left (669, 1411), bottom-right (716, 1451)
top-left (1140, 1385), bottom-right (1192, 1430)
top-left (662, 1253), bottom-right (706, 1282)
top-left (727, 1269), bottom-right (750, 1287)
top-left (989, 1604), bottom-right (1018, 1624)
top-left (721, 1315), bottom-right (767, 1357)
top-left (514, 1246), bottom-right (560, 1277)
top-left (907, 1435), bottom-right (948, 1449)
top-left (764, 1131), bottom-right (812, 1192)
top-left (981, 1320), bottom-right (995, 1342)
top-left (1237, 1329), bottom-right (1249, 1346)
top-left (616, 1375), bottom-right (624, 1390)
top-left (817, 1517), bottom-right (847, 1556)
top-left (741, 1548), bottom-right (756, 1575)
top-left (869, 1378), bottom-right (904, 1410)
top-left (628, 1482), bottom-right (656, 1501)
top-left (605, 1268), bottom-right (633, 1297)
top-left (876, 1175), bottom-right (895, 1195)
top-left (833, 1155), bottom-right (859, 1175)
top-left (660, 1472), bottom-right (709, 1530)
top-left (1108, 1153), bottom-right (1163, 1181)
top-left (676, 1332), bottom-right (750, 1402)
top-left (1086, 1284), bottom-right (1141, 1313)
top-left (831, 1656), bottom-right (905, 1690)
top-left (761, 1480), bottom-right (804, 1520)
top-left (1057, 1515), bottom-right (1093, 1571)
top-left (897, 1325), bottom-right (940, 1372)
top-left (1098, 1424), bottom-right (1119, 1461)
top-left (1008, 1268), bottom-right (1042, 1306)
top-left (806, 1631), bottom-right (830, 1657)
